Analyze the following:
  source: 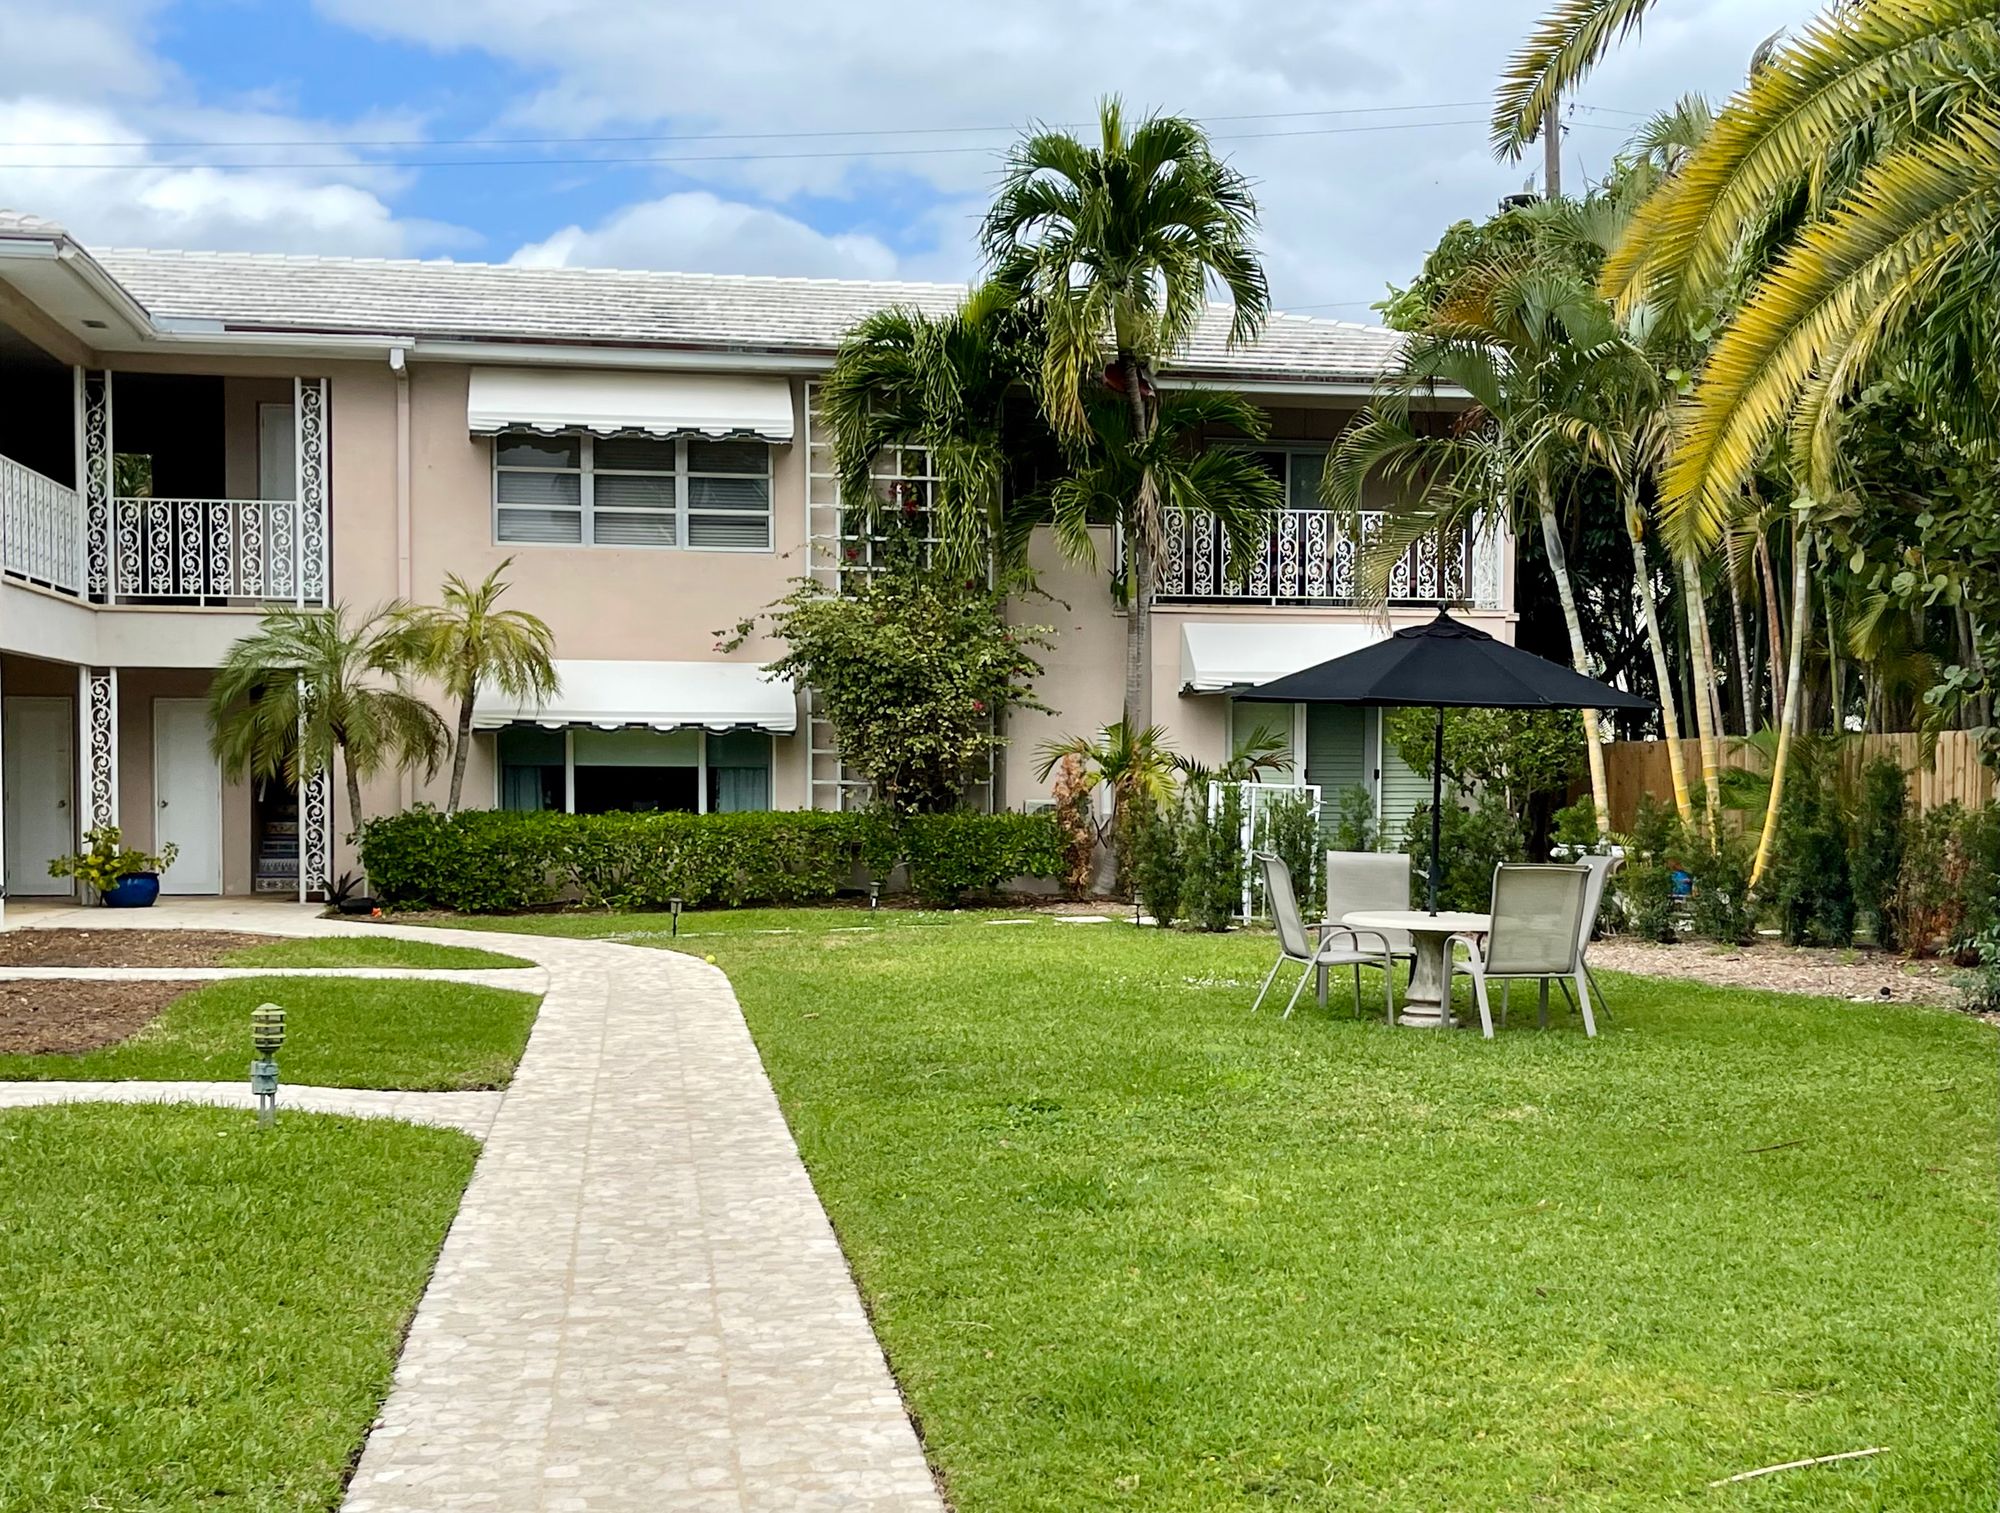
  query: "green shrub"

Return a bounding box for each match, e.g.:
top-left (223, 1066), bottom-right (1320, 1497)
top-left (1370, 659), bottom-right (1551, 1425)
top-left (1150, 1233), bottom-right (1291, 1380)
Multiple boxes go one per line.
top-left (1402, 791), bottom-right (1524, 913)
top-left (1254, 788), bottom-right (1322, 917)
top-left (358, 806), bottom-right (1062, 913)
top-left (1769, 762), bottom-right (1855, 947)
top-left (1182, 786), bottom-right (1246, 932)
top-left (1851, 758), bottom-right (1909, 949)
top-left (900, 812), bottom-right (1064, 905)
top-left (1620, 795), bottom-right (1683, 944)
top-left (1327, 784), bottom-right (1378, 853)
top-left (1685, 829), bottom-right (1758, 945)
top-left (1132, 797), bottom-right (1187, 928)
top-left (1956, 926), bottom-right (2000, 1013)
top-left (1961, 802), bottom-right (2000, 948)
top-left (1890, 800), bottom-right (2000, 957)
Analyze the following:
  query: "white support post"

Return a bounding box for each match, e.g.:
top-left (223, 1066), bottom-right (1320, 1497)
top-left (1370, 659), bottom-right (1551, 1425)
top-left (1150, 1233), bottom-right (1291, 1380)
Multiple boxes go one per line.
top-left (82, 371), bottom-right (112, 600)
top-left (296, 675), bottom-right (333, 902)
top-left (292, 378), bottom-right (305, 608)
top-left (76, 668), bottom-right (118, 900)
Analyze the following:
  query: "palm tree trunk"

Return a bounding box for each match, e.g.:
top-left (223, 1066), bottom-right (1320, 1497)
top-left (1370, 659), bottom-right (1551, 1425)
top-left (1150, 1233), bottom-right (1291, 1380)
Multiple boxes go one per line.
top-left (1681, 555), bottom-right (1723, 834)
top-left (1118, 353), bottom-right (1158, 732)
top-left (1756, 529), bottom-right (1786, 727)
top-left (342, 752), bottom-right (364, 843)
top-left (1536, 479), bottom-right (1610, 835)
top-left (447, 693), bottom-right (475, 815)
top-left (1625, 497), bottom-right (1691, 825)
top-left (1724, 536), bottom-right (1756, 734)
top-left (1750, 512), bottom-right (1812, 889)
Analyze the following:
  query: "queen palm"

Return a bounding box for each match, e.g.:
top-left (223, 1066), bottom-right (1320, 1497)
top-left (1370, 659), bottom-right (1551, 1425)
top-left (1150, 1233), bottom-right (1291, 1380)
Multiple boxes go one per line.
top-left (1323, 256), bottom-right (1629, 833)
top-left (209, 604), bottom-right (448, 837)
top-left (982, 97), bottom-right (1270, 730)
top-left (382, 559), bottom-right (559, 814)
top-left (1493, 0), bottom-right (2000, 534)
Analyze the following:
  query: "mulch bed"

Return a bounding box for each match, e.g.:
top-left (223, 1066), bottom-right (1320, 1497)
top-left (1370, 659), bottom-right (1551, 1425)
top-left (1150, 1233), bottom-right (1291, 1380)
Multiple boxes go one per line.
top-left (1591, 936), bottom-right (1970, 1009)
top-left (0, 928), bottom-right (277, 968)
top-left (0, 980), bottom-right (185, 1055)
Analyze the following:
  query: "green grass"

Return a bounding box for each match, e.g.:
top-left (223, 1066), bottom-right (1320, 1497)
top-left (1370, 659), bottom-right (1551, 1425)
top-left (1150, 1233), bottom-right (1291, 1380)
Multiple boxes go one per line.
top-left (221, 936), bottom-right (532, 970)
top-left (463, 907), bottom-right (1999, 1510)
top-left (0, 977), bottom-right (540, 1090)
top-left (0, 1103), bottom-right (475, 1512)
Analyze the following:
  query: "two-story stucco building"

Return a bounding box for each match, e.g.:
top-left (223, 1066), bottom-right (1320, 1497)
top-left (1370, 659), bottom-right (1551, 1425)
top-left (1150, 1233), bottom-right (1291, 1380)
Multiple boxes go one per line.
top-left (0, 209), bottom-right (1513, 901)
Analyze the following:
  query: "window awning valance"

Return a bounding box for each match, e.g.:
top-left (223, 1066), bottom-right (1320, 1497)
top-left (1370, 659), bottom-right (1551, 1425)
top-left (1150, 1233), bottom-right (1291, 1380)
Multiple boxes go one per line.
top-left (1179, 622), bottom-right (1385, 694)
top-left (473, 659), bottom-right (797, 734)
top-left (466, 367), bottom-right (795, 442)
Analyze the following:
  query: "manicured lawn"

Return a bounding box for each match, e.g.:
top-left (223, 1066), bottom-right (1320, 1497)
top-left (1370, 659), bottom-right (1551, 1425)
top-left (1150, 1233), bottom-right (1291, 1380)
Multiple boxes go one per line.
top-left (223, 935), bottom-right (532, 970)
top-left (470, 908), bottom-right (1999, 1510)
top-left (0, 1103), bottom-right (476, 1512)
top-left (0, 977), bottom-right (540, 1090)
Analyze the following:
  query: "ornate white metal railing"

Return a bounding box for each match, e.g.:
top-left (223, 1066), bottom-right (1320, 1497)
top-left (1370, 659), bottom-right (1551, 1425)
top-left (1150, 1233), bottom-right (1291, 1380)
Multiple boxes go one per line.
top-left (1158, 508), bottom-right (1505, 610)
top-left (105, 496), bottom-right (322, 605)
top-left (0, 452), bottom-right (83, 594)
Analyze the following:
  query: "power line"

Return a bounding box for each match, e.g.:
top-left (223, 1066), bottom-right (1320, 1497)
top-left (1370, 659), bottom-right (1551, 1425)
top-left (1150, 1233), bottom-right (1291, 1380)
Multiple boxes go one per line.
top-left (0, 101), bottom-right (1491, 153)
top-left (0, 116), bottom-right (1493, 170)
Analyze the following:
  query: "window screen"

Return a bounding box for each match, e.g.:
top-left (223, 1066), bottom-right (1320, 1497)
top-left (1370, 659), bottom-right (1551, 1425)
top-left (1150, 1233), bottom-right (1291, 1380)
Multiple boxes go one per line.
top-left (492, 431), bottom-right (772, 550)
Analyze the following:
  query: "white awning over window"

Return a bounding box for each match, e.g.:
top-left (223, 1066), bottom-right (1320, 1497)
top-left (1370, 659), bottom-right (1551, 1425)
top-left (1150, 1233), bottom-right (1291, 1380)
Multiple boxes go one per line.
top-left (473, 660), bottom-right (797, 733)
top-left (1179, 621), bottom-right (1385, 694)
top-left (466, 367), bottom-right (795, 441)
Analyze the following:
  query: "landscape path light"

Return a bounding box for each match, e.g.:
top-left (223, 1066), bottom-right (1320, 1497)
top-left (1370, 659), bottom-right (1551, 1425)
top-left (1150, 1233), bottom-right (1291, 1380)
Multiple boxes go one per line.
top-left (669, 897), bottom-right (683, 936)
top-left (251, 1003), bottom-right (286, 1128)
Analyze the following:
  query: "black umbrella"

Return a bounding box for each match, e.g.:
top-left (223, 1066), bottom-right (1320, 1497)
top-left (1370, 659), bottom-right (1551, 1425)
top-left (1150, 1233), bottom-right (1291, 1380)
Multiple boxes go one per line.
top-left (1238, 610), bottom-right (1655, 913)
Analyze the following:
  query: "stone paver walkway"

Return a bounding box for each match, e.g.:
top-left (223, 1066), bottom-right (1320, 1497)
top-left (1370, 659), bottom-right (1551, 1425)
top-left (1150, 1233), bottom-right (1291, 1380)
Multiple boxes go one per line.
top-left (3, 899), bottom-right (943, 1513)
top-left (0, 1078), bottom-right (503, 1135)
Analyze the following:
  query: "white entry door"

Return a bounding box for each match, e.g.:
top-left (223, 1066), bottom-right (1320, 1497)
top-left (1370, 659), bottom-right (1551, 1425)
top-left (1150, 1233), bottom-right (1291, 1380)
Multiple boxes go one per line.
top-left (2, 696), bottom-right (75, 896)
top-left (153, 698), bottom-right (222, 894)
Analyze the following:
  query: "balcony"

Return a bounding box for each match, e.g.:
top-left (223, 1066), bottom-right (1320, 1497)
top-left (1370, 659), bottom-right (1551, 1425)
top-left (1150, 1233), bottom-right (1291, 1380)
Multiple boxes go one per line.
top-left (0, 451), bottom-right (83, 595)
top-left (1156, 507), bottom-right (1504, 610)
top-left (105, 495), bottom-right (320, 605)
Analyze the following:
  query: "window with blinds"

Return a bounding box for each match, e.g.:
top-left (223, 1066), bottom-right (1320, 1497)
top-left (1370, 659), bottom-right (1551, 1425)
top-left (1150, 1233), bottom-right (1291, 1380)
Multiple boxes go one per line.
top-left (494, 431), bottom-right (773, 550)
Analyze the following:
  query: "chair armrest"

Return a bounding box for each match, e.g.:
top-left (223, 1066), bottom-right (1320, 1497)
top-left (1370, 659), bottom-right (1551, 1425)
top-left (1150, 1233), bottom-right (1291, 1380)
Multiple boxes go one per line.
top-left (1443, 931), bottom-right (1487, 962)
top-left (1317, 926), bottom-right (1397, 958)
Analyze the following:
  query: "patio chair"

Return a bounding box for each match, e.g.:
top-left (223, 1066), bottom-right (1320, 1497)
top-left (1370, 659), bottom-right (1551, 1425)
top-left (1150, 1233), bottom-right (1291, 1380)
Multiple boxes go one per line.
top-left (1443, 863), bottom-right (1594, 1040)
top-left (1325, 851), bottom-right (1419, 970)
top-left (1574, 852), bottom-right (1620, 1019)
top-left (1251, 852), bottom-right (1400, 1021)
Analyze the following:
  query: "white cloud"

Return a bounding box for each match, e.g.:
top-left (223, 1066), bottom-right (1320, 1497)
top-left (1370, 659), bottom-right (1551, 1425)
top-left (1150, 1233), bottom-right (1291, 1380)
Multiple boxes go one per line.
top-left (317, 0), bottom-right (1801, 305)
top-left (0, 1), bottom-right (463, 258)
top-left (510, 191), bottom-right (903, 279)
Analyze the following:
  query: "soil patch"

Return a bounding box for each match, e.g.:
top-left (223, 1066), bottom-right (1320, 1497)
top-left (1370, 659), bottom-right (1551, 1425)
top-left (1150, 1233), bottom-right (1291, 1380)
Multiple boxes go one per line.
top-left (0, 928), bottom-right (277, 968)
top-left (1592, 937), bottom-right (1970, 1010)
top-left (0, 980), bottom-right (185, 1054)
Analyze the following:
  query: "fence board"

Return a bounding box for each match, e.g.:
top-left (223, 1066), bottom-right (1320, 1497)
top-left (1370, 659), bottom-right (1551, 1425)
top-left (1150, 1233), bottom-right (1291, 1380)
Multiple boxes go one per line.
top-left (1603, 731), bottom-right (1993, 832)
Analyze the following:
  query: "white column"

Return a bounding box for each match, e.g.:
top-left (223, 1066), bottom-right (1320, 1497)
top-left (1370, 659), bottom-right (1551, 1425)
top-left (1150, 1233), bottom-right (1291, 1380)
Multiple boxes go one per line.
top-left (296, 675), bottom-right (333, 902)
top-left (82, 371), bottom-right (112, 600)
top-left (295, 377), bottom-right (329, 607)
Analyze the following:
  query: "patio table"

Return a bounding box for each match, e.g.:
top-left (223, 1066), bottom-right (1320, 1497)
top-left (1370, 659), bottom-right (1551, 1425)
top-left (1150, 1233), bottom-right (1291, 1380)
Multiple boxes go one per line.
top-left (1342, 909), bottom-right (1490, 1029)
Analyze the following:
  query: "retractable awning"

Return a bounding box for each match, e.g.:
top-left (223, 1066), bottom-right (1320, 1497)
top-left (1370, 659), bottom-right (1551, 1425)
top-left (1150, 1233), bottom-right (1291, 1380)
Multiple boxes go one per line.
top-left (472, 660), bottom-right (797, 734)
top-left (1178, 621), bottom-right (1384, 694)
top-left (465, 367), bottom-right (795, 441)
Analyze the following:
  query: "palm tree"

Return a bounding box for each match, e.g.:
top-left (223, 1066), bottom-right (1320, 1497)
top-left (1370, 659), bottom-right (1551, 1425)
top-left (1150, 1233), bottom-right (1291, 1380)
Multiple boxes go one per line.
top-left (382, 559), bottom-right (559, 814)
top-left (982, 97), bottom-right (1270, 730)
top-left (209, 605), bottom-right (448, 837)
top-left (817, 281), bottom-right (1035, 579)
top-left (1033, 720), bottom-right (1181, 894)
top-left (1323, 253), bottom-right (1628, 833)
top-left (1495, 0), bottom-right (2000, 539)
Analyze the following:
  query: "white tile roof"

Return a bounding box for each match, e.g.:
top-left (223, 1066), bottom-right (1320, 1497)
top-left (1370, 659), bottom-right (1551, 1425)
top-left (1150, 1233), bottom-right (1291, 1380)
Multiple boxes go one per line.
top-left (0, 207), bottom-right (1401, 384)
top-left (84, 246), bottom-right (1404, 384)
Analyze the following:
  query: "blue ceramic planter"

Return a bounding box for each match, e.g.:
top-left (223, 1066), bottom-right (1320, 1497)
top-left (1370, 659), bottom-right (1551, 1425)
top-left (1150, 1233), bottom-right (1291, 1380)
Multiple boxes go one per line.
top-left (102, 874), bottom-right (160, 908)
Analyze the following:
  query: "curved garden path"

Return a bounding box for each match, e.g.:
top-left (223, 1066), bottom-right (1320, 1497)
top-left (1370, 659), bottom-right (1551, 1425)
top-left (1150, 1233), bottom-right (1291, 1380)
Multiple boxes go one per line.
top-left (1, 899), bottom-right (943, 1513)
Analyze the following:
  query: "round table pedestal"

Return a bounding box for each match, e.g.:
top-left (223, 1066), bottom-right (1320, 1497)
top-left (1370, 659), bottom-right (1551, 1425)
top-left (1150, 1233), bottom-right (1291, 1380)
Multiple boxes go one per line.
top-left (1399, 932), bottom-right (1455, 1028)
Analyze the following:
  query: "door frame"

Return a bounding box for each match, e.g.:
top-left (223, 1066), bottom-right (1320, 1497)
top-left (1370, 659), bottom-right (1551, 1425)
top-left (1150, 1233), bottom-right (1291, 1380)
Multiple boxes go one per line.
top-left (151, 696), bottom-right (223, 894)
top-left (3, 695), bottom-right (77, 897)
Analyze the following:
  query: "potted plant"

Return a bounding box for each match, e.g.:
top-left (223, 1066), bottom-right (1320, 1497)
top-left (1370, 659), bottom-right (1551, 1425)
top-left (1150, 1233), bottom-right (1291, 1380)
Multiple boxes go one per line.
top-left (49, 825), bottom-right (179, 907)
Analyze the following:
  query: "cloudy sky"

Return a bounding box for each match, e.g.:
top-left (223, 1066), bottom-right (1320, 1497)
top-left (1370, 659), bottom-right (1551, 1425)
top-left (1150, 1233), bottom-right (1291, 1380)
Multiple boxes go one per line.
top-left (0, 0), bottom-right (1801, 314)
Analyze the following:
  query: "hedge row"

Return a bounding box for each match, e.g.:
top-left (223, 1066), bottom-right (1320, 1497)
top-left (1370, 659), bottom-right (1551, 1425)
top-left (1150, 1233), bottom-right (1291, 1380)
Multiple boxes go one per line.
top-left (356, 806), bottom-right (1065, 912)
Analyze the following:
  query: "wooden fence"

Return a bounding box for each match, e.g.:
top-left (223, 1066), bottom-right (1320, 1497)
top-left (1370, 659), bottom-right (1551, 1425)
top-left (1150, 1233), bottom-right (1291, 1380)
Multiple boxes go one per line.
top-left (1602, 731), bottom-right (1994, 833)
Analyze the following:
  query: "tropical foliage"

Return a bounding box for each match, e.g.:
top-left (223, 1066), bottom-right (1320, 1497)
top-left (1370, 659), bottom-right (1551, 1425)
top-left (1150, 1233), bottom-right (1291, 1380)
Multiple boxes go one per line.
top-left (382, 559), bottom-right (559, 815)
top-left (209, 604), bottom-right (447, 836)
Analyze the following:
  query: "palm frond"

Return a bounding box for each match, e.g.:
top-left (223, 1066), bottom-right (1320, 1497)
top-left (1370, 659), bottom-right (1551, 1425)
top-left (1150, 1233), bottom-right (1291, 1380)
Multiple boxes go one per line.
top-left (1491, 0), bottom-right (1660, 161)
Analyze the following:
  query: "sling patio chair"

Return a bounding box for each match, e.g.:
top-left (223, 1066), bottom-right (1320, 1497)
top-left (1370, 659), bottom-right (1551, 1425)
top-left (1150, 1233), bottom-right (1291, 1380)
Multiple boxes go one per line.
top-left (1573, 851), bottom-right (1620, 1019)
top-left (1250, 851), bottom-right (1400, 1022)
top-left (1443, 863), bottom-right (1595, 1040)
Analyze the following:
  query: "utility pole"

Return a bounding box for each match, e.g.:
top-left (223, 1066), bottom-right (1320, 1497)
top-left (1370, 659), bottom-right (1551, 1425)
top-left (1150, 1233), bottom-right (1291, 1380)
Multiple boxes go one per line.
top-left (1544, 88), bottom-right (1563, 199)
